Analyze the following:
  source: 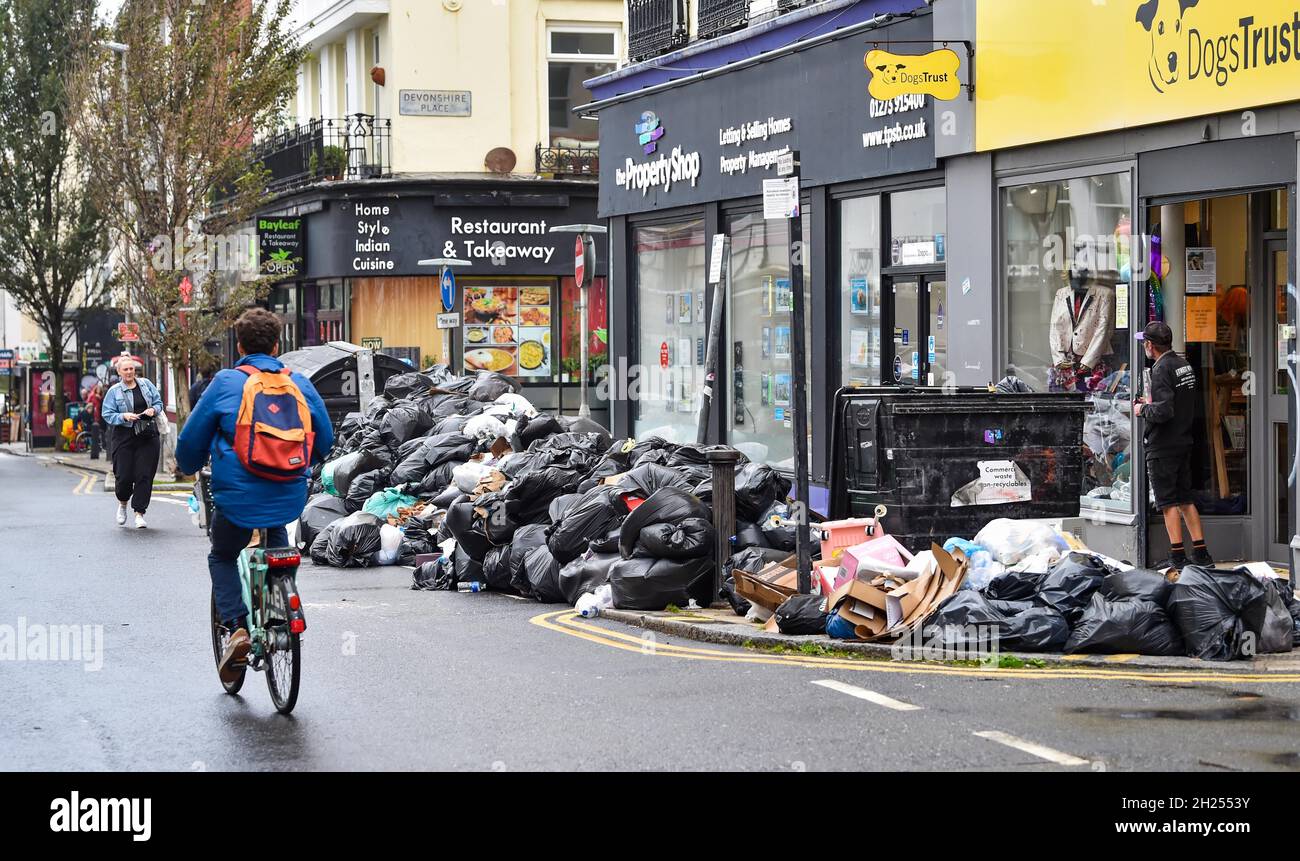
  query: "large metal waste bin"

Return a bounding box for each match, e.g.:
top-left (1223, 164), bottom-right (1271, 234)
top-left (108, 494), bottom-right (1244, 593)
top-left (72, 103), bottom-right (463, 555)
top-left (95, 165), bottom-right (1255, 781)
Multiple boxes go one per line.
top-left (278, 342), bottom-right (413, 429)
top-left (829, 387), bottom-right (1091, 551)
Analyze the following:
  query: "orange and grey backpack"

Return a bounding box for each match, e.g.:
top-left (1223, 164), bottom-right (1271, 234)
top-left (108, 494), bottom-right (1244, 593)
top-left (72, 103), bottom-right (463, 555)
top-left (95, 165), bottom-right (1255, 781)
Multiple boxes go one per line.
top-left (232, 364), bottom-right (315, 482)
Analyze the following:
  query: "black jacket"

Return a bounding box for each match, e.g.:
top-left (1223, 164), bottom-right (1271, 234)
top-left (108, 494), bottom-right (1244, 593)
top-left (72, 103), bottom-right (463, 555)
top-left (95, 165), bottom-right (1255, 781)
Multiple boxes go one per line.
top-left (1142, 351), bottom-right (1196, 457)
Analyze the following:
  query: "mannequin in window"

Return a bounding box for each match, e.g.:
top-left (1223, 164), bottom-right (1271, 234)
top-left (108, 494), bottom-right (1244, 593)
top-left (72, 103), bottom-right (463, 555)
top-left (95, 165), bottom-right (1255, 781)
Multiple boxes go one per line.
top-left (1049, 259), bottom-right (1115, 392)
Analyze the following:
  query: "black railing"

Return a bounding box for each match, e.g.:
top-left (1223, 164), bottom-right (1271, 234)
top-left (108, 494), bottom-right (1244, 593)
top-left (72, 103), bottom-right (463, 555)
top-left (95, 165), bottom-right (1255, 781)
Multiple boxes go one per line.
top-left (243, 114), bottom-right (392, 196)
top-left (628, 0), bottom-right (689, 62)
top-left (536, 144), bottom-right (599, 177)
top-left (697, 0), bottom-right (748, 39)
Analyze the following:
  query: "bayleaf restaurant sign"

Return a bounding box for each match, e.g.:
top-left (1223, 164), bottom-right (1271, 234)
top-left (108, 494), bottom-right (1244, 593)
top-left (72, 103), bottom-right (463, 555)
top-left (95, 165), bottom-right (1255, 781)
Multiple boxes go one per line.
top-left (304, 198), bottom-right (605, 278)
top-left (597, 15), bottom-right (937, 217)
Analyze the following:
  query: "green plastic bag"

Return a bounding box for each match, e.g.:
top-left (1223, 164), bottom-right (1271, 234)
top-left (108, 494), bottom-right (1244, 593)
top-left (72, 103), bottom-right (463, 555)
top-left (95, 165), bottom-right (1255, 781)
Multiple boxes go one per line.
top-left (363, 487), bottom-right (417, 520)
top-left (321, 460), bottom-right (340, 497)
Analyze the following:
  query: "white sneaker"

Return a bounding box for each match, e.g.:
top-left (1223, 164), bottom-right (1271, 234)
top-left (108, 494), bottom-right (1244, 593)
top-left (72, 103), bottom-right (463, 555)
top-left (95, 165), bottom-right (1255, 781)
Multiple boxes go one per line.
top-left (116, 503), bottom-right (128, 526)
top-left (134, 513), bottom-right (147, 529)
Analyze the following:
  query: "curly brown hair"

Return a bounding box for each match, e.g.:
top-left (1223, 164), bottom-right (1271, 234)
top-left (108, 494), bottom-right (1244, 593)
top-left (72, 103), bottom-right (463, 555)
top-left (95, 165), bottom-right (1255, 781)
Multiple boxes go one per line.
top-left (234, 307), bottom-right (282, 356)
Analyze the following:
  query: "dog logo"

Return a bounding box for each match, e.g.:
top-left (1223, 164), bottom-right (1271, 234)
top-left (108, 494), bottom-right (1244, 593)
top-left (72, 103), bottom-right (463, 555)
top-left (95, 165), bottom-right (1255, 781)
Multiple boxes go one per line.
top-left (634, 111), bottom-right (664, 155)
top-left (1135, 0), bottom-right (1200, 93)
top-left (864, 49), bottom-right (962, 101)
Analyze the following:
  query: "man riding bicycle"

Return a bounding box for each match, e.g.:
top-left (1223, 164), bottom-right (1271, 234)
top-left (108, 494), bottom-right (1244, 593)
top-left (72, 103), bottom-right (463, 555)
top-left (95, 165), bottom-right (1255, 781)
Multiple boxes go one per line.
top-left (177, 309), bottom-right (333, 682)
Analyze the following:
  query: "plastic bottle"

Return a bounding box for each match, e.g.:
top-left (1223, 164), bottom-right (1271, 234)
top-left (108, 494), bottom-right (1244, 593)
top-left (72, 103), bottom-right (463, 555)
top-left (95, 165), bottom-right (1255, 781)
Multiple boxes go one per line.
top-left (576, 592), bottom-right (601, 618)
top-left (187, 494), bottom-right (201, 527)
top-left (457, 581), bottom-right (485, 593)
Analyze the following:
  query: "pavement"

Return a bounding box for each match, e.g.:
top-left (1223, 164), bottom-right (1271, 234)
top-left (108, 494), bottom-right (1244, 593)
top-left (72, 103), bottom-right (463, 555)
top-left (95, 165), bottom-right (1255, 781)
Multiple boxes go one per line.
top-left (4, 451), bottom-right (1300, 771)
top-left (0, 441), bottom-right (192, 491)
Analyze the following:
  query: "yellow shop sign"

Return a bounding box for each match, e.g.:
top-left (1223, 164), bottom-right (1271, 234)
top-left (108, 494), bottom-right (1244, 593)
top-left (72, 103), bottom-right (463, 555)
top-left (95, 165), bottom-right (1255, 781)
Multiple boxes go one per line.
top-left (976, 0), bottom-right (1300, 151)
top-left (864, 48), bottom-right (962, 101)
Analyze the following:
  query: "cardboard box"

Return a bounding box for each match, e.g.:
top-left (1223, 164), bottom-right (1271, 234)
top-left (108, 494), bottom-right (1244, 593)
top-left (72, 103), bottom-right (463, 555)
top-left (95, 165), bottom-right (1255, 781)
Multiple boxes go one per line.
top-left (826, 578), bottom-right (892, 637)
top-left (732, 560), bottom-right (799, 611)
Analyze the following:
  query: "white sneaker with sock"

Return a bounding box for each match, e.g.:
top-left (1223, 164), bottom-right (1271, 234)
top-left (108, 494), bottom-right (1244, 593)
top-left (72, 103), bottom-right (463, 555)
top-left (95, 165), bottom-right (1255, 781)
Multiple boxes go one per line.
top-left (134, 513), bottom-right (147, 529)
top-left (116, 503), bottom-right (128, 526)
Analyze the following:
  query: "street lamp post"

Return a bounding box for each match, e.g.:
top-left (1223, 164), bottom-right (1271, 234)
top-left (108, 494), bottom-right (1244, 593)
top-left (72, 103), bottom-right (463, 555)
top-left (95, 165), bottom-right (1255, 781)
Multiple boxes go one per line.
top-left (548, 223), bottom-right (605, 419)
top-left (417, 257), bottom-right (472, 367)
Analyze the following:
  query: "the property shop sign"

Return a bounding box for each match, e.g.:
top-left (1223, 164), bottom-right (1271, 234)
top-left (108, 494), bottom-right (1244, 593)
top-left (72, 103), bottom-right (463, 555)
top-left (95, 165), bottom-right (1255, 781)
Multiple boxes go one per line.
top-left (598, 15), bottom-right (936, 217)
top-left (305, 198), bottom-right (605, 277)
top-left (258, 217), bottom-right (304, 280)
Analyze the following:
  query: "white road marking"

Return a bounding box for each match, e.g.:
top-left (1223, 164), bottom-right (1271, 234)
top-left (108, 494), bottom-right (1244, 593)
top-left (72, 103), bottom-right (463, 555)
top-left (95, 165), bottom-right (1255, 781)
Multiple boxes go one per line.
top-left (812, 679), bottom-right (923, 711)
top-left (972, 730), bottom-right (1089, 766)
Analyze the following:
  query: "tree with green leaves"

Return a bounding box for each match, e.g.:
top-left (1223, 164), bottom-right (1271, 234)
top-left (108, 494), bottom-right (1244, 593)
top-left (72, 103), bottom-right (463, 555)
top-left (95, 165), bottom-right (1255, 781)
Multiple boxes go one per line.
top-left (0, 0), bottom-right (108, 436)
top-left (69, 0), bottom-right (304, 443)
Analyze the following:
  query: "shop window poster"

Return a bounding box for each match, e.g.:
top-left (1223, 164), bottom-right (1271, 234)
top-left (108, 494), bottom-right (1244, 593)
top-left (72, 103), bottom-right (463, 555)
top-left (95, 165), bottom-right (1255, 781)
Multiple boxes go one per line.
top-left (666, 293), bottom-right (676, 325)
top-left (760, 371), bottom-right (770, 406)
top-left (761, 276), bottom-right (773, 317)
top-left (849, 328), bottom-right (872, 367)
top-left (773, 325), bottom-right (791, 359)
top-left (774, 372), bottom-right (792, 406)
top-left (849, 277), bottom-right (870, 314)
top-left (678, 338), bottom-right (692, 369)
top-left (775, 278), bottom-right (791, 313)
top-left (695, 291), bottom-right (705, 323)
top-left (678, 292), bottom-right (693, 323)
top-left (761, 326), bottom-right (771, 359)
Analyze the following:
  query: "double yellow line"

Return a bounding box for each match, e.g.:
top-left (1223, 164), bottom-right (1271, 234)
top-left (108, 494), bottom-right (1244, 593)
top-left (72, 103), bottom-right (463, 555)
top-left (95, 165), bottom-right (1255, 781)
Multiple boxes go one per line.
top-left (531, 610), bottom-right (1300, 684)
top-left (71, 470), bottom-right (99, 495)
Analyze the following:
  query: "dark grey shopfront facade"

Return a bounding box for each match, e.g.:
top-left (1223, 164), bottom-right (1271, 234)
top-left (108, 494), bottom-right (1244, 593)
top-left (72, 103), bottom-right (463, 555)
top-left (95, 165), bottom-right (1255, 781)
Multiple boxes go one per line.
top-left (593, 10), bottom-right (945, 512)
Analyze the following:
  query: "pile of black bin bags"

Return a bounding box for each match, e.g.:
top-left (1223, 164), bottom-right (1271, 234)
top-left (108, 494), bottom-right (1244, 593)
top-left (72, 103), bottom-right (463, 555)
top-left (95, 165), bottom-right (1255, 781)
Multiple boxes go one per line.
top-left (924, 551), bottom-right (1300, 660)
top-left (301, 365), bottom-right (794, 612)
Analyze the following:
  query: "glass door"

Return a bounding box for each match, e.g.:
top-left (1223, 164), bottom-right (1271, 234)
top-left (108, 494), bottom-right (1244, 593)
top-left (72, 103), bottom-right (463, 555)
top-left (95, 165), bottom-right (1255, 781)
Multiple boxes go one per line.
top-left (888, 276), bottom-right (945, 385)
top-left (1267, 239), bottom-right (1291, 562)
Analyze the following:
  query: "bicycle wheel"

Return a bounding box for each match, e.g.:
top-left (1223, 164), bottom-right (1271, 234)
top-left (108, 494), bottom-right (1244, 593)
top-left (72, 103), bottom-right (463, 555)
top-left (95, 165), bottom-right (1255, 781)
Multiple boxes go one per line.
top-left (209, 591), bottom-right (245, 694)
top-left (264, 576), bottom-right (301, 714)
top-left (74, 431), bottom-right (92, 452)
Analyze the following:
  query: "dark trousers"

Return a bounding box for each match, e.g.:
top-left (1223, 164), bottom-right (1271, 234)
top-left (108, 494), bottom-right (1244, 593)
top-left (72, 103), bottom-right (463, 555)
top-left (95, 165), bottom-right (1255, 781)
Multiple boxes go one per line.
top-left (90, 422), bottom-right (104, 460)
top-left (209, 510), bottom-right (288, 627)
top-left (112, 431), bottom-right (160, 513)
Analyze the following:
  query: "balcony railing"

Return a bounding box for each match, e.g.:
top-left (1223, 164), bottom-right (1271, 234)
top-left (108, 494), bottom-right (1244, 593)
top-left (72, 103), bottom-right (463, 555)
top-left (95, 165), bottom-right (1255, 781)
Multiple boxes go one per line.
top-left (236, 114), bottom-right (392, 198)
top-left (628, 0), bottom-right (689, 62)
top-left (536, 144), bottom-right (599, 178)
top-left (697, 0), bottom-right (748, 39)
top-left (776, 0), bottom-right (813, 10)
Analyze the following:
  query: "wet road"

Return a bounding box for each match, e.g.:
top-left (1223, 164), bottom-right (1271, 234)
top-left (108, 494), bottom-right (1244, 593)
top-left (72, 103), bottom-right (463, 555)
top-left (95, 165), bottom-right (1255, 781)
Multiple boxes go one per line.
top-left (3, 450), bottom-right (1300, 771)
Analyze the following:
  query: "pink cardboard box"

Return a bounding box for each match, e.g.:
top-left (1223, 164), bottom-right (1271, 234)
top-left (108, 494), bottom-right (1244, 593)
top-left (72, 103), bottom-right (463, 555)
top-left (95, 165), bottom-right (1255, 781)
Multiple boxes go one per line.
top-left (838, 534), bottom-right (914, 583)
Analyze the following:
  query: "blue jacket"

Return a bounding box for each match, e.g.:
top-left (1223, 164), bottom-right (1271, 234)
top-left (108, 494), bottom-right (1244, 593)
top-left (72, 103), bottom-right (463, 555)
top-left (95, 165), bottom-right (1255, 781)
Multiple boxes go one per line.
top-left (176, 354), bottom-right (334, 529)
top-left (102, 378), bottom-right (165, 426)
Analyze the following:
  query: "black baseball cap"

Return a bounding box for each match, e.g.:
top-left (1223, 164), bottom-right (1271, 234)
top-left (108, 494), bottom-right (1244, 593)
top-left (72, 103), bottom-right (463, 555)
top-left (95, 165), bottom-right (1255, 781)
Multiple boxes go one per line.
top-left (1142, 321), bottom-right (1173, 347)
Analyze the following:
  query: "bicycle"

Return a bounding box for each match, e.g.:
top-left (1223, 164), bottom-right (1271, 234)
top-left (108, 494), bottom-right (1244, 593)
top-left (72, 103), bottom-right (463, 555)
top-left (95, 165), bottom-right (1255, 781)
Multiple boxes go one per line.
top-left (199, 471), bottom-right (307, 714)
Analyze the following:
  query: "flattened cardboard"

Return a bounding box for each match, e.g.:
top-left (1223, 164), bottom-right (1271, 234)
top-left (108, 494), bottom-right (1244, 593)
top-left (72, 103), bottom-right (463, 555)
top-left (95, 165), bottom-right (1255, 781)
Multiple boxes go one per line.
top-left (733, 568), bottom-right (799, 611)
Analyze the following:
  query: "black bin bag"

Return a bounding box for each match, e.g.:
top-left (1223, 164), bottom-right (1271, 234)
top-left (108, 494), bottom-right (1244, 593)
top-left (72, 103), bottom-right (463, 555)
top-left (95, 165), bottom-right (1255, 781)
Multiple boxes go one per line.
top-left (1034, 552), bottom-right (1107, 624)
top-left (1100, 567), bottom-right (1174, 607)
top-left (1167, 565), bottom-right (1270, 661)
top-left (506, 524), bottom-right (550, 597)
top-left (298, 494), bottom-right (349, 550)
top-left (445, 500), bottom-right (492, 562)
top-left (344, 467), bottom-right (391, 514)
top-left (558, 552), bottom-right (620, 605)
top-left (775, 594), bottom-right (828, 635)
top-left (733, 463), bottom-right (792, 522)
top-left (617, 487), bottom-right (710, 559)
top-left (523, 544), bottom-right (565, 604)
top-left (608, 556), bottom-right (714, 611)
top-left (310, 512), bottom-right (383, 568)
top-left (547, 486), bottom-right (628, 565)
top-left (613, 463), bottom-right (693, 498)
top-left (633, 517), bottom-right (715, 560)
top-left (926, 592), bottom-right (1070, 652)
top-left (1065, 594), bottom-right (1184, 655)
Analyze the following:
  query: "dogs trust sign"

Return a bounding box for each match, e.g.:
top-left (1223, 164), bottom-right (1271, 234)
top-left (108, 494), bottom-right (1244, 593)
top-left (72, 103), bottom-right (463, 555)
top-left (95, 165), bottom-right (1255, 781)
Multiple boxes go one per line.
top-left (864, 49), bottom-right (962, 101)
top-left (976, 0), bottom-right (1300, 151)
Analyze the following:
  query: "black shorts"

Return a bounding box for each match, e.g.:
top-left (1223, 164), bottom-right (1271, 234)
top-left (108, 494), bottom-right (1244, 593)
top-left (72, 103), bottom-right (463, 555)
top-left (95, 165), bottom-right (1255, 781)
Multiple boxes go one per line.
top-left (1147, 452), bottom-right (1193, 511)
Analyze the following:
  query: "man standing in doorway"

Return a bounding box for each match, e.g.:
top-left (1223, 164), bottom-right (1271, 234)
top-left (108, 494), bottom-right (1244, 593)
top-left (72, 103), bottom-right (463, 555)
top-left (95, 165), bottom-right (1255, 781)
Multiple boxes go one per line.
top-left (1135, 320), bottom-right (1212, 571)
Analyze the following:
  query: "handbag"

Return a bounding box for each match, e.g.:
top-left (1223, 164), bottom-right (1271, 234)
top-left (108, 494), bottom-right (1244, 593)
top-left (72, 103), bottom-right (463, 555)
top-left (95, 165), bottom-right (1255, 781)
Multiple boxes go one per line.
top-left (133, 414), bottom-right (159, 439)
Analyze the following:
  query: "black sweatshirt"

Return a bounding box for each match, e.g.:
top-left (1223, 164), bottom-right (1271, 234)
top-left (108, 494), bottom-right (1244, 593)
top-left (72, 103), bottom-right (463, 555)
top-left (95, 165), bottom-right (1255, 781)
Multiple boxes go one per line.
top-left (1142, 350), bottom-right (1197, 457)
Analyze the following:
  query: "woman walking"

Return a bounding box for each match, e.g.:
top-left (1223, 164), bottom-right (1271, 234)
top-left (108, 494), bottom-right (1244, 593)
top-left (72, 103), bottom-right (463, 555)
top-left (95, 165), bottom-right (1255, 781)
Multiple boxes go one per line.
top-left (102, 358), bottom-right (165, 528)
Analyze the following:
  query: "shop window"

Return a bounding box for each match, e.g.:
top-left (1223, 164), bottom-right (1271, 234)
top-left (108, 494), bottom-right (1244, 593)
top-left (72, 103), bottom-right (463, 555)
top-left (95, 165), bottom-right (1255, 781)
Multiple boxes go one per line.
top-left (726, 210), bottom-right (811, 472)
top-left (840, 195), bottom-right (882, 385)
top-left (559, 276), bottom-right (608, 383)
top-left (269, 285), bottom-right (298, 353)
top-left (462, 280), bottom-right (558, 379)
top-left (1003, 172), bottom-right (1133, 514)
top-left (632, 218), bottom-right (706, 442)
top-left (889, 187), bottom-right (946, 266)
top-left (547, 28), bottom-right (617, 147)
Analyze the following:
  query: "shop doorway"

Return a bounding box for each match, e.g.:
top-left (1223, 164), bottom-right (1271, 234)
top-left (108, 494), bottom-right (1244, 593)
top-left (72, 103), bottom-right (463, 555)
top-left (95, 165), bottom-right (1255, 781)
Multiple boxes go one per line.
top-left (885, 274), bottom-right (946, 385)
top-left (1143, 189), bottom-right (1293, 564)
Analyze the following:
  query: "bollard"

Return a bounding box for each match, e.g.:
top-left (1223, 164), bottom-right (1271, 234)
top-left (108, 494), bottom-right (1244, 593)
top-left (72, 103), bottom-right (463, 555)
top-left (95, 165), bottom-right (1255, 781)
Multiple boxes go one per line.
top-left (705, 446), bottom-right (742, 608)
